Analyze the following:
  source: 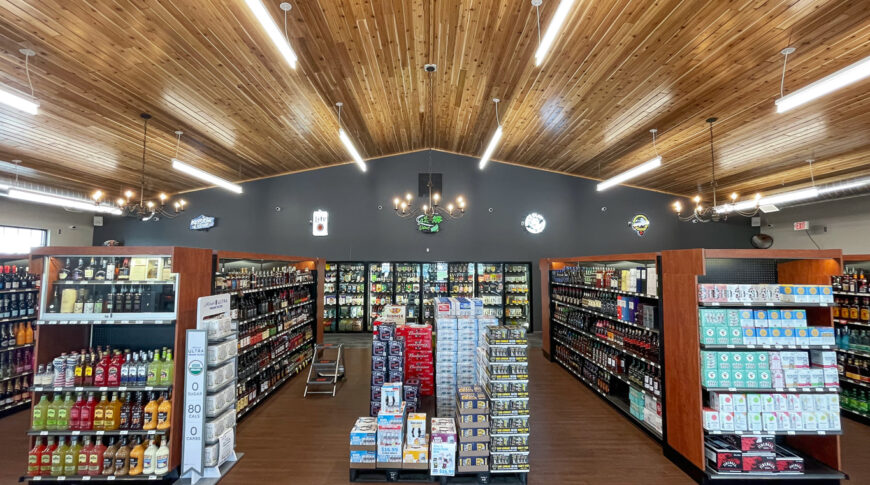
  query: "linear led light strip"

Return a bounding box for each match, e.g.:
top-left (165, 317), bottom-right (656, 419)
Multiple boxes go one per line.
top-left (6, 188), bottom-right (122, 214)
top-left (0, 86), bottom-right (39, 115)
top-left (716, 187), bottom-right (820, 213)
top-left (245, 0), bottom-right (298, 69)
top-left (597, 128), bottom-right (662, 191)
top-left (534, 0), bottom-right (577, 66)
top-left (172, 159), bottom-right (243, 193)
top-left (776, 55), bottom-right (870, 113)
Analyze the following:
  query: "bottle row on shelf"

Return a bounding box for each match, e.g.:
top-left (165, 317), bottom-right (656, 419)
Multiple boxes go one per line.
top-left (27, 434), bottom-right (170, 478)
top-left (551, 265), bottom-right (658, 297)
top-left (34, 348), bottom-right (174, 389)
top-left (553, 326), bottom-right (661, 396)
top-left (1, 347), bottom-right (33, 379)
top-left (841, 388), bottom-right (869, 414)
top-left (839, 354), bottom-right (870, 383)
top-left (1, 265), bottom-right (39, 290)
top-left (553, 287), bottom-right (657, 329)
top-left (832, 296), bottom-right (870, 323)
top-left (45, 285), bottom-right (175, 314)
top-left (56, 257), bottom-right (172, 283)
top-left (554, 307), bottom-right (660, 360)
top-left (32, 391), bottom-right (171, 432)
top-left (1, 321), bottom-right (34, 347)
top-left (1, 375), bottom-right (31, 405)
top-left (1, 292), bottom-right (37, 319)
top-left (214, 265), bottom-right (313, 293)
top-left (831, 269), bottom-right (869, 294)
top-left (231, 287), bottom-right (311, 321)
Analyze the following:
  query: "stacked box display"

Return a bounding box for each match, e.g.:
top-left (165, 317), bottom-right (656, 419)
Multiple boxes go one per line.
top-left (699, 308), bottom-right (835, 347)
top-left (371, 323), bottom-right (406, 416)
top-left (456, 385), bottom-right (490, 473)
top-left (435, 300), bottom-right (458, 417)
top-left (349, 417), bottom-right (378, 469)
top-left (376, 402), bottom-right (406, 467)
top-left (479, 326), bottom-right (530, 474)
top-left (398, 324), bottom-right (434, 397)
top-left (402, 412), bottom-right (428, 469)
top-left (430, 417), bottom-right (457, 476)
top-left (700, 350), bottom-right (840, 389)
top-left (457, 316), bottom-right (478, 387)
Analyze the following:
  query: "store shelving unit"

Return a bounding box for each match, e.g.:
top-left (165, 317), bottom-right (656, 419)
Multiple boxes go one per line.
top-left (368, 263), bottom-right (393, 326)
top-left (338, 263), bottom-right (366, 332)
top-left (448, 262), bottom-right (475, 298)
top-left (0, 253), bottom-right (37, 418)
top-left (504, 263), bottom-right (531, 328)
top-left (477, 263), bottom-right (505, 324)
top-left (394, 263), bottom-right (421, 322)
top-left (25, 246), bottom-right (214, 480)
top-left (422, 262), bottom-right (448, 325)
top-left (323, 263), bottom-right (337, 332)
top-left (212, 251), bottom-right (320, 420)
top-left (542, 254), bottom-right (663, 442)
top-left (833, 254), bottom-right (870, 425)
top-left (660, 249), bottom-right (846, 484)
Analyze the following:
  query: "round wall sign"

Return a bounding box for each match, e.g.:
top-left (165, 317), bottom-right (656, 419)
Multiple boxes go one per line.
top-left (522, 213), bottom-right (546, 234)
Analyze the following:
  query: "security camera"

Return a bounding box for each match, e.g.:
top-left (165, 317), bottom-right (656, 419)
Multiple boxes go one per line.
top-left (424, 64), bottom-right (437, 72)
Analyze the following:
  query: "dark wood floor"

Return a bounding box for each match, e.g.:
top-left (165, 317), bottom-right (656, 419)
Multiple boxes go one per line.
top-left (0, 348), bottom-right (867, 484)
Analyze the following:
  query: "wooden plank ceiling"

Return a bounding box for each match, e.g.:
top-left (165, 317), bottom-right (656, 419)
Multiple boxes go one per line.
top-left (0, 0), bottom-right (868, 201)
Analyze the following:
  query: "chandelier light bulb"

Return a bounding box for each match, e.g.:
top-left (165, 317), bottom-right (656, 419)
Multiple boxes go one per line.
top-left (393, 197), bottom-right (400, 209)
top-left (179, 199), bottom-right (187, 207)
top-left (730, 192), bottom-right (738, 201)
top-left (433, 193), bottom-right (440, 202)
top-left (159, 193), bottom-right (168, 202)
top-left (693, 195), bottom-right (701, 204)
top-left (174, 201), bottom-right (180, 209)
top-left (696, 205), bottom-right (703, 212)
top-left (91, 190), bottom-right (103, 201)
top-left (146, 201), bottom-right (155, 209)
top-left (116, 197), bottom-right (125, 206)
top-left (447, 203), bottom-right (454, 212)
top-left (124, 190), bottom-right (134, 199)
top-left (673, 201), bottom-right (682, 212)
top-left (422, 204), bottom-right (428, 212)
top-left (754, 193), bottom-right (762, 201)
top-left (406, 193), bottom-right (413, 201)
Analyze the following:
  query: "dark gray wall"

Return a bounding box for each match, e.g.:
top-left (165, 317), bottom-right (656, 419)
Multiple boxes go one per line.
top-left (94, 150), bottom-right (756, 330)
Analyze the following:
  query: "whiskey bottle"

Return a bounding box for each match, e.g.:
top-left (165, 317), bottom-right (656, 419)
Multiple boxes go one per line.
top-left (95, 259), bottom-right (107, 281)
top-left (72, 259), bottom-right (85, 281)
top-left (58, 259), bottom-right (71, 281)
top-left (84, 258), bottom-right (96, 280)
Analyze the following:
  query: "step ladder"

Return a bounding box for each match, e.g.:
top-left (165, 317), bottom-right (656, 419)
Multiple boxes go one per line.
top-left (304, 343), bottom-right (346, 397)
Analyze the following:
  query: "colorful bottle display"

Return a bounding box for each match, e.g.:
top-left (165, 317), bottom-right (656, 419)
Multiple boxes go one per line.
top-left (33, 347), bottom-right (174, 387)
top-left (30, 391), bottom-right (170, 431)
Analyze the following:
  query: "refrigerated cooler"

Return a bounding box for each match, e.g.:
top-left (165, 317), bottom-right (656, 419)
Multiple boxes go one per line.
top-left (422, 262), bottom-right (448, 325)
top-left (323, 262), bottom-right (338, 332)
top-left (394, 263), bottom-right (421, 322)
top-left (504, 263), bottom-right (531, 328)
top-left (476, 262), bottom-right (504, 323)
top-left (448, 262), bottom-right (475, 297)
top-left (338, 262), bottom-right (366, 331)
top-left (368, 262), bottom-right (393, 325)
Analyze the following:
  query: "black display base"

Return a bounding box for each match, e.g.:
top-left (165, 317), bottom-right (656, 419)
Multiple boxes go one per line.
top-left (349, 470), bottom-right (528, 484)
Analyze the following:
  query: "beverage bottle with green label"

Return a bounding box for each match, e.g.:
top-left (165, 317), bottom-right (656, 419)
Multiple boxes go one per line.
top-left (56, 392), bottom-right (73, 430)
top-left (50, 437), bottom-right (68, 476)
top-left (46, 393), bottom-right (60, 430)
top-left (159, 349), bottom-right (173, 386)
top-left (64, 436), bottom-right (82, 476)
top-left (32, 394), bottom-right (50, 430)
top-left (146, 351), bottom-right (161, 386)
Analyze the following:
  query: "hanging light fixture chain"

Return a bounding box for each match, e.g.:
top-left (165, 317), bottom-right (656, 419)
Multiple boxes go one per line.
top-left (534, 2), bottom-right (542, 48)
top-left (494, 98), bottom-right (501, 126)
top-left (24, 52), bottom-right (34, 98)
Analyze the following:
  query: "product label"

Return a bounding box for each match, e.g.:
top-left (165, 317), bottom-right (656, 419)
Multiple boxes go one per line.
top-left (130, 457), bottom-right (138, 470)
top-left (115, 457), bottom-right (125, 470)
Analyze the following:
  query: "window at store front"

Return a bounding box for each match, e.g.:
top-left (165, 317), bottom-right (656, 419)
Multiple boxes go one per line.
top-left (0, 225), bottom-right (48, 254)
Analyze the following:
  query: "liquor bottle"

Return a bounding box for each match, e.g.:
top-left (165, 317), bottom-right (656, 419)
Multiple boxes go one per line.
top-left (118, 259), bottom-right (130, 280)
top-left (73, 290), bottom-right (84, 313)
top-left (142, 439), bottom-right (157, 475)
top-left (28, 437), bottom-right (45, 476)
top-left (39, 436), bottom-right (56, 476)
top-left (32, 394), bottom-right (49, 430)
top-left (80, 392), bottom-right (97, 430)
top-left (84, 291), bottom-right (95, 313)
top-left (102, 437), bottom-right (118, 475)
top-left (72, 259), bottom-right (85, 282)
top-left (119, 392), bottom-right (132, 430)
top-left (143, 392), bottom-right (158, 430)
top-left (137, 351), bottom-right (149, 386)
top-left (159, 349), bottom-right (173, 386)
top-left (64, 436), bottom-right (82, 476)
top-left (69, 392), bottom-right (84, 430)
top-left (104, 392), bottom-right (121, 430)
top-left (132, 286), bottom-right (142, 312)
top-left (57, 392), bottom-right (73, 430)
top-left (57, 259), bottom-right (71, 281)
top-left (107, 351), bottom-right (124, 387)
top-left (114, 287), bottom-right (125, 314)
top-left (155, 437), bottom-right (169, 475)
top-left (94, 291), bottom-right (104, 313)
top-left (124, 287), bottom-right (133, 313)
top-left (84, 258), bottom-right (96, 280)
top-left (130, 392), bottom-right (144, 430)
top-left (114, 436), bottom-right (131, 476)
top-left (146, 352), bottom-right (160, 386)
top-left (156, 392), bottom-right (171, 430)
top-left (51, 436), bottom-right (68, 476)
top-left (46, 393), bottom-right (60, 430)
top-left (15, 322), bottom-right (25, 346)
top-left (95, 259), bottom-right (107, 281)
top-left (77, 437), bottom-right (92, 476)
top-left (83, 353), bottom-right (95, 386)
top-left (128, 436), bottom-right (145, 476)
top-left (88, 436), bottom-right (106, 476)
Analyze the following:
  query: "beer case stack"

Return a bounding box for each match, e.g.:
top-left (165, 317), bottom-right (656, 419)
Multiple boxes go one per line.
top-left (376, 400), bottom-right (407, 468)
top-left (371, 323), bottom-right (405, 416)
top-left (350, 417), bottom-right (378, 469)
top-left (402, 412), bottom-right (428, 470)
top-left (456, 386), bottom-right (490, 473)
top-left (479, 325), bottom-right (531, 474)
top-left (435, 298), bottom-right (460, 417)
top-left (397, 324), bottom-right (434, 398)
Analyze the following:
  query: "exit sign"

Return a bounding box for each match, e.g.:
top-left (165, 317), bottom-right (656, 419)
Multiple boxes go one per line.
top-left (793, 221), bottom-right (809, 231)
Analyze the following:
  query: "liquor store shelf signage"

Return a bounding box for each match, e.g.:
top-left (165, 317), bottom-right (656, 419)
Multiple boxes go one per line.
top-left (190, 215), bottom-right (216, 231)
